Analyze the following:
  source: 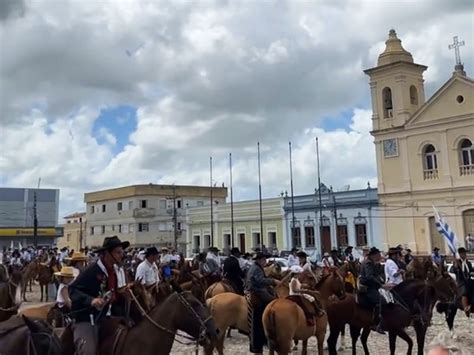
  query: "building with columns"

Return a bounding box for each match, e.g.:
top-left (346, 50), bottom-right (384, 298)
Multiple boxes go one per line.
top-left (365, 30), bottom-right (474, 253)
top-left (283, 185), bottom-right (382, 257)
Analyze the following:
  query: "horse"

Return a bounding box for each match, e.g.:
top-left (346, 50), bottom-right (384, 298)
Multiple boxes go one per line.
top-left (37, 262), bottom-right (54, 302)
top-left (97, 289), bottom-right (219, 355)
top-left (262, 269), bottom-right (346, 355)
top-left (21, 259), bottom-right (40, 301)
top-left (180, 272), bottom-right (208, 303)
top-left (0, 268), bottom-right (22, 322)
top-left (406, 256), bottom-right (439, 280)
top-left (326, 273), bottom-right (457, 355)
top-left (205, 273), bottom-right (292, 355)
top-left (0, 315), bottom-right (62, 355)
top-left (205, 279), bottom-right (235, 299)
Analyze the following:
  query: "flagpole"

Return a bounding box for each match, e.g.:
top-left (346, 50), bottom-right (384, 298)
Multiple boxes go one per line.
top-left (257, 143), bottom-right (264, 249)
top-left (289, 141), bottom-right (296, 249)
top-left (210, 156), bottom-right (214, 247)
top-left (316, 138), bottom-right (323, 248)
top-left (229, 153), bottom-right (235, 248)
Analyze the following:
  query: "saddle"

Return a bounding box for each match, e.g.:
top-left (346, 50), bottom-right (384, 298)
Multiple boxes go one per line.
top-left (286, 295), bottom-right (316, 326)
top-left (0, 315), bottom-right (26, 336)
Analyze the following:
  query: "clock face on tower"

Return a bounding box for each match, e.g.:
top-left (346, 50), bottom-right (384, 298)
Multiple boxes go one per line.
top-left (383, 138), bottom-right (398, 157)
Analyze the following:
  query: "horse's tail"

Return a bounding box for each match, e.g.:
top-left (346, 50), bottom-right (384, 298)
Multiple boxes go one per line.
top-left (263, 304), bottom-right (279, 353)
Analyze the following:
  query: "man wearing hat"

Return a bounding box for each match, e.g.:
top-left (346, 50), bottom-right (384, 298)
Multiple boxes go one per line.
top-left (69, 236), bottom-right (130, 355)
top-left (223, 247), bottom-right (245, 295)
top-left (297, 251), bottom-right (312, 272)
top-left (245, 252), bottom-right (279, 354)
top-left (206, 247), bottom-right (222, 275)
top-left (135, 247), bottom-right (160, 288)
top-left (288, 247), bottom-right (299, 267)
top-left (359, 247), bottom-right (385, 334)
top-left (384, 247), bottom-right (404, 287)
top-left (431, 247), bottom-right (442, 265)
top-left (344, 246), bottom-right (354, 262)
top-left (65, 252), bottom-right (88, 277)
top-left (452, 247), bottom-right (473, 316)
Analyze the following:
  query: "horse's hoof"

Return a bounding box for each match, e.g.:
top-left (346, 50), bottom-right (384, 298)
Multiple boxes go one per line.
top-left (292, 346), bottom-right (298, 351)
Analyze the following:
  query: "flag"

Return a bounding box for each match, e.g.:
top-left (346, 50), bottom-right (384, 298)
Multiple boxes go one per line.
top-left (432, 205), bottom-right (458, 257)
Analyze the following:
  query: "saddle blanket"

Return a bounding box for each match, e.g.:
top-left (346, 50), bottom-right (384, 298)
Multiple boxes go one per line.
top-left (379, 288), bottom-right (395, 303)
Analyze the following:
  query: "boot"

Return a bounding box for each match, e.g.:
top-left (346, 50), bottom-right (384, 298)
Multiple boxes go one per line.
top-left (370, 304), bottom-right (385, 334)
top-left (313, 300), bottom-right (326, 317)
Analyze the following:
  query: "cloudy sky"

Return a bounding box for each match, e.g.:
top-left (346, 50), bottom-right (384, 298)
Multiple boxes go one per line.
top-left (0, 0), bottom-right (473, 219)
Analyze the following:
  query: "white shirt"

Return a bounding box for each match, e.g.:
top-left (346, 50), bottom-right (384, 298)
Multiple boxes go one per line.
top-left (289, 277), bottom-right (315, 302)
top-left (161, 254), bottom-right (172, 264)
top-left (135, 259), bottom-right (160, 286)
top-left (56, 283), bottom-right (68, 308)
top-left (288, 254), bottom-right (299, 267)
top-left (385, 258), bottom-right (403, 285)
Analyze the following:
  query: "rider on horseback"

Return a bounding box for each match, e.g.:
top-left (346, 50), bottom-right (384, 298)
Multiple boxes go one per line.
top-left (69, 236), bottom-right (129, 355)
top-left (359, 247), bottom-right (385, 334)
top-left (223, 247), bottom-right (245, 295)
top-left (452, 247), bottom-right (473, 316)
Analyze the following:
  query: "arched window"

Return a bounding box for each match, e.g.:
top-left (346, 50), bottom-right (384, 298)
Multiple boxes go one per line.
top-left (382, 87), bottom-right (393, 118)
top-left (459, 139), bottom-right (474, 176)
top-left (410, 85), bottom-right (418, 105)
top-left (423, 144), bottom-right (438, 180)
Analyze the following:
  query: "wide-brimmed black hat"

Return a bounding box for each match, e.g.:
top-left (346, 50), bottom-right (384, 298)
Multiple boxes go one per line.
top-left (368, 247), bottom-right (380, 256)
top-left (253, 252), bottom-right (269, 260)
top-left (95, 236), bottom-right (130, 253)
top-left (296, 251), bottom-right (308, 258)
top-left (230, 247), bottom-right (241, 255)
top-left (433, 247), bottom-right (440, 251)
top-left (387, 247), bottom-right (401, 256)
top-left (458, 247), bottom-right (467, 254)
top-left (208, 246), bottom-right (220, 252)
top-left (145, 246), bottom-right (159, 257)
top-left (290, 247), bottom-right (298, 253)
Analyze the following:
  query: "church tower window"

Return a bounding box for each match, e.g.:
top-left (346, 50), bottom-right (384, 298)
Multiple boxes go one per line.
top-left (459, 139), bottom-right (473, 176)
top-left (382, 87), bottom-right (393, 118)
top-left (410, 85), bottom-right (418, 105)
top-left (423, 144), bottom-right (438, 180)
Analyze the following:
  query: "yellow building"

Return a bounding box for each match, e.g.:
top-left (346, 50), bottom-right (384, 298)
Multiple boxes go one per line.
top-left (186, 198), bottom-right (285, 256)
top-left (365, 30), bottom-right (474, 254)
top-left (57, 212), bottom-right (86, 251)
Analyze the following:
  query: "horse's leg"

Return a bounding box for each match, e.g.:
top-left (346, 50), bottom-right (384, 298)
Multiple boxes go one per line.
top-left (327, 326), bottom-right (341, 355)
top-left (293, 339), bottom-right (298, 351)
top-left (388, 331), bottom-right (397, 355)
top-left (302, 339), bottom-right (309, 355)
top-left (412, 321), bottom-right (425, 355)
top-left (40, 283), bottom-right (43, 302)
top-left (340, 326), bottom-right (346, 351)
top-left (29, 277), bottom-right (32, 292)
top-left (216, 331), bottom-right (225, 355)
top-left (22, 282), bottom-right (27, 302)
top-left (349, 325), bottom-right (361, 355)
top-left (448, 303), bottom-right (458, 338)
top-left (226, 328), bottom-right (232, 338)
top-left (360, 327), bottom-right (371, 355)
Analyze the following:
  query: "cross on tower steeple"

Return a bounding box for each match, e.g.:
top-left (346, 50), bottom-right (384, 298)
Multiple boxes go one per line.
top-left (449, 36), bottom-right (466, 75)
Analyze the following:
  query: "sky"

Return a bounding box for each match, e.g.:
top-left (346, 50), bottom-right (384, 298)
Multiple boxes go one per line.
top-left (0, 0), bottom-right (473, 220)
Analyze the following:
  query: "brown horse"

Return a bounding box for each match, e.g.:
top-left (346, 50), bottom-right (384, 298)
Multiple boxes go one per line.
top-left (180, 272), bottom-right (207, 303)
top-left (98, 289), bottom-right (218, 355)
top-left (0, 315), bottom-right (62, 355)
top-left (406, 256), bottom-right (439, 280)
top-left (21, 259), bottom-right (40, 301)
top-left (37, 263), bottom-right (55, 302)
top-left (0, 268), bottom-right (22, 322)
top-left (327, 274), bottom-right (457, 355)
top-left (262, 269), bottom-right (346, 355)
top-left (205, 273), bottom-right (292, 355)
top-left (205, 279), bottom-right (235, 299)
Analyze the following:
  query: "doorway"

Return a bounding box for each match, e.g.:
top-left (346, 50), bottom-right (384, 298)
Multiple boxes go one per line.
top-left (320, 226), bottom-right (331, 253)
top-left (239, 233), bottom-right (246, 253)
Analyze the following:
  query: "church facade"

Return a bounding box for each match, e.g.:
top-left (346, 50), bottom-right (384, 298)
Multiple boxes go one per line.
top-left (365, 30), bottom-right (474, 254)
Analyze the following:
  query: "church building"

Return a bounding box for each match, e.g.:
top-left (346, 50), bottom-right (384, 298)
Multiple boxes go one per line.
top-left (365, 30), bottom-right (474, 254)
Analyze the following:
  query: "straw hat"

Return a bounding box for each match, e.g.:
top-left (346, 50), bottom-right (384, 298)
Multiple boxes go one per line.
top-left (54, 266), bottom-right (75, 279)
top-left (65, 252), bottom-right (87, 261)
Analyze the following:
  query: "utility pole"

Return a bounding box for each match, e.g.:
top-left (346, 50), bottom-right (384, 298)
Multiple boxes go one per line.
top-left (289, 142), bottom-right (296, 249)
top-left (332, 193), bottom-right (338, 249)
top-left (79, 216), bottom-right (83, 249)
top-left (173, 185), bottom-right (178, 251)
top-left (316, 138), bottom-right (323, 246)
top-left (229, 153), bottom-right (235, 248)
top-left (210, 157), bottom-right (214, 246)
top-left (33, 191), bottom-right (38, 248)
top-left (257, 143), bottom-right (264, 248)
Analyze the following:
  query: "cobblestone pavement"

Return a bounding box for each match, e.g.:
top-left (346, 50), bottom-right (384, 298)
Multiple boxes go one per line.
top-left (20, 285), bottom-right (474, 354)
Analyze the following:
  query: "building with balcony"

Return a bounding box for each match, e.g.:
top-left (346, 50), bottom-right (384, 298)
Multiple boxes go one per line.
top-left (57, 212), bottom-right (86, 251)
top-left (186, 197), bottom-right (285, 256)
top-left (84, 184), bottom-right (227, 250)
top-left (365, 30), bottom-right (474, 253)
top-left (283, 185), bottom-right (382, 257)
top-left (0, 187), bottom-right (61, 248)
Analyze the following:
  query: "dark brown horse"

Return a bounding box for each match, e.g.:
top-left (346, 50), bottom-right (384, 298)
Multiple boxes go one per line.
top-left (0, 315), bottom-right (62, 355)
top-left (406, 256), bottom-right (439, 280)
top-left (0, 268), bottom-right (22, 322)
top-left (21, 259), bottom-right (40, 301)
top-left (327, 274), bottom-right (457, 355)
top-left (98, 289), bottom-right (218, 355)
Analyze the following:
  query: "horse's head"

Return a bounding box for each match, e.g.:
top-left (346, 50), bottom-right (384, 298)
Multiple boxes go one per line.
top-left (172, 290), bottom-right (219, 349)
top-left (190, 274), bottom-right (206, 303)
top-left (130, 279), bottom-right (153, 312)
top-left (22, 316), bottom-right (62, 355)
top-left (328, 268), bottom-right (346, 300)
top-left (431, 273), bottom-right (458, 302)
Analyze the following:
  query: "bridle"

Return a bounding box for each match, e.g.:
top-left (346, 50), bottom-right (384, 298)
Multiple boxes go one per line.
top-left (127, 288), bottom-right (213, 346)
top-left (27, 330), bottom-right (61, 355)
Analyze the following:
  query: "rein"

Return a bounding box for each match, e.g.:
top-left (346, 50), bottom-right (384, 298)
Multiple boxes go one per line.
top-left (127, 288), bottom-right (212, 346)
top-left (27, 330), bottom-right (60, 355)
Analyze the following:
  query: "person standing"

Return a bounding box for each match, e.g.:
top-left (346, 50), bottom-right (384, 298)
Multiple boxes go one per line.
top-left (135, 247), bottom-right (160, 288)
top-left (359, 247), bottom-right (385, 334)
top-left (245, 252), bottom-right (279, 354)
top-left (451, 247), bottom-right (473, 316)
top-left (223, 247), bottom-right (245, 295)
top-left (69, 236), bottom-right (129, 355)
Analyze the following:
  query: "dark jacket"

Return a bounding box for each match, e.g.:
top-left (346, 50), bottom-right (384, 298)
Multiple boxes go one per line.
top-left (245, 262), bottom-right (275, 294)
top-left (359, 259), bottom-right (383, 289)
top-left (69, 262), bottom-right (123, 323)
top-left (224, 255), bottom-right (245, 294)
top-left (452, 259), bottom-right (473, 290)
